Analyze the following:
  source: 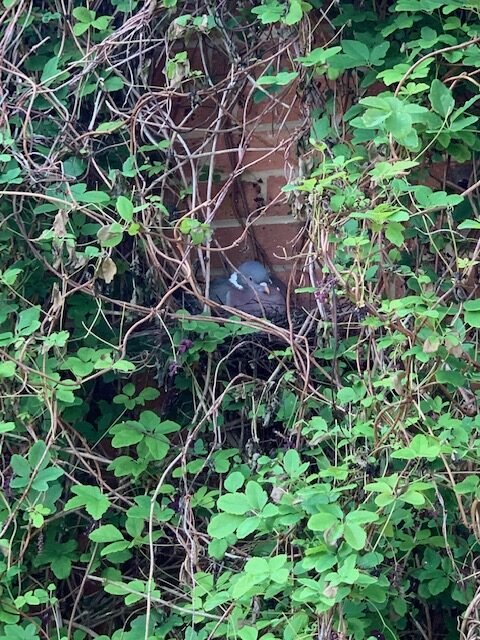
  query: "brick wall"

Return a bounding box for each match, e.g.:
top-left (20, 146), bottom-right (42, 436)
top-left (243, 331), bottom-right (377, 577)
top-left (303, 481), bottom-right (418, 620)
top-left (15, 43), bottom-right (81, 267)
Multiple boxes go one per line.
top-left (151, 38), bottom-right (312, 295)
top-left (149, 28), bottom-right (474, 308)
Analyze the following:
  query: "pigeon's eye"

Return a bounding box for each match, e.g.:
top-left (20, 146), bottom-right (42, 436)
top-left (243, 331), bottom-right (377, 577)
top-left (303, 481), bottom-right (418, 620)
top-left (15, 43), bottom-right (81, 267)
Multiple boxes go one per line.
top-left (249, 276), bottom-right (253, 281)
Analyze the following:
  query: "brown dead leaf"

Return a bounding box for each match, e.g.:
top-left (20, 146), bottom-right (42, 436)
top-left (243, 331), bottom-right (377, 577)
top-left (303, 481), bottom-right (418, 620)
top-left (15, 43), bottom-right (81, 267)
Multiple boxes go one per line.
top-left (53, 210), bottom-right (68, 238)
top-left (97, 257), bottom-right (117, 284)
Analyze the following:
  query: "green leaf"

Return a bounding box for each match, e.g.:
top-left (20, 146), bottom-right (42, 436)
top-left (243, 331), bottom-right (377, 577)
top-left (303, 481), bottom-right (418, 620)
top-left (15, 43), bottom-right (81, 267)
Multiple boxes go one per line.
top-left (346, 510), bottom-right (379, 525)
top-left (337, 554), bottom-right (360, 584)
top-left (402, 489), bottom-right (425, 506)
top-left (232, 574), bottom-right (257, 599)
top-left (16, 307), bottom-right (41, 336)
top-left (32, 466), bottom-right (64, 491)
top-left (464, 299), bottom-right (480, 328)
top-left (307, 512), bottom-right (340, 532)
top-left (143, 435), bottom-right (170, 460)
top-left (239, 627), bottom-right (258, 640)
top-left (369, 160), bottom-right (419, 181)
top-left (429, 576), bottom-right (449, 596)
top-left (122, 156), bottom-right (137, 177)
top-left (396, 0), bottom-right (448, 10)
top-left (72, 6), bottom-right (95, 22)
top-left (41, 56), bottom-right (68, 84)
top-left (63, 156), bottom-right (86, 178)
top-left (224, 471), bottom-right (245, 492)
top-left (116, 196), bottom-right (134, 222)
top-left (104, 76), bottom-right (124, 92)
top-left (257, 71), bottom-right (298, 86)
top-left (429, 79), bottom-right (454, 118)
top-left (43, 330), bottom-right (69, 349)
top-left (50, 555), bottom-right (72, 579)
top-left (100, 540), bottom-right (130, 556)
top-left (95, 120), bottom-right (124, 133)
top-left (296, 46), bottom-right (342, 67)
top-left (64, 485), bottom-right (110, 520)
top-left (370, 42), bottom-right (390, 66)
top-left (386, 222), bottom-right (405, 247)
top-left (60, 356), bottom-right (95, 378)
top-left (97, 223), bottom-right (124, 248)
top-left (283, 448), bottom-right (301, 476)
top-left (73, 22), bottom-right (91, 35)
top-left (245, 481), bottom-right (268, 511)
top-left (75, 190), bottom-right (110, 204)
top-left (0, 421), bottom-right (15, 433)
top-left (236, 516), bottom-right (261, 538)
top-left (435, 369), bottom-right (465, 387)
top-left (0, 361), bottom-right (15, 378)
top-left (138, 387), bottom-right (160, 401)
top-left (112, 359), bottom-right (135, 372)
top-left (111, 425), bottom-right (144, 447)
top-left (208, 538), bottom-right (228, 560)
top-left (28, 440), bottom-right (49, 468)
top-left (207, 513), bottom-right (242, 538)
top-left (391, 434), bottom-right (441, 461)
top-left (217, 493), bottom-right (251, 515)
top-left (284, 0), bottom-right (303, 25)
top-left (11, 454), bottom-right (31, 478)
top-left (1, 268), bottom-right (22, 285)
top-left (251, 1), bottom-right (284, 24)
top-left (284, 612), bottom-right (309, 640)
top-left (89, 525), bottom-right (124, 543)
top-left (0, 623), bottom-right (40, 640)
top-left (245, 556), bottom-right (269, 576)
top-left (458, 219), bottom-right (480, 230)
top-left (337, 386), bottom-right (356, 404)
top-left (455, 475), bottom-right (479, 494)
top-left (340, 40), bottom-right (370, 67)
top-left (128, 222), bottom-right (141, 236)
top-left (92, 15), bottom-right (111, 30)
top-left (387, 109), bottom-right (413, 140)
top-left (109, 456), bottom-right (147, 479)
top-left (343, 522), bottom-right (367, 550)
top-left (450, 114), bottom-right (478, 132)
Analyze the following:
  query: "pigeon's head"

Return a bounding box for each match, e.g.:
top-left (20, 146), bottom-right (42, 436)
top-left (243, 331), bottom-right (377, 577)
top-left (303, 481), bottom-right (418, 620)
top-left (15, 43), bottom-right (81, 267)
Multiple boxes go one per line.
top-left (229, 261), bottom-right (272, 294)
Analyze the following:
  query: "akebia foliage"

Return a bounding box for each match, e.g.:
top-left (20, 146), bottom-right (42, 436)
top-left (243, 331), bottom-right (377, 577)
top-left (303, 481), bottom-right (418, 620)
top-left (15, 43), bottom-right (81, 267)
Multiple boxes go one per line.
top-left (0, 1), bottom-right (479, 639)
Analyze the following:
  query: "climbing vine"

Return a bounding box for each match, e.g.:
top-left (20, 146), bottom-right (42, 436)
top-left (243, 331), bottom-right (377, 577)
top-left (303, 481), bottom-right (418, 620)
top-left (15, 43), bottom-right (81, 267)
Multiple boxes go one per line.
top-left (0, 1), bottom-right (480, 639)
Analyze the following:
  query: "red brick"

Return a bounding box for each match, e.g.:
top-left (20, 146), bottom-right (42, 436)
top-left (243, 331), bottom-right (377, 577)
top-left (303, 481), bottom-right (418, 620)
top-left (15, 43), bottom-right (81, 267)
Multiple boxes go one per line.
top-left (195, 178), bottom-right (260, 220)
top-left (185, 170), bottom-right (290, 223)
top-left (208, 217), bottom-right (304, 267)
top-left (172, 99), bottom-right (218, 130)
top-left (242, 134), bottom-right (297, 170)
top-left (173, 121), bottom-right (299, 184)
top-left (178, 128), bottom-right (296, 175)
top-left (242, 80), bottom-right (303, 123)
top-left (266, 175), bottom-right (290, 210)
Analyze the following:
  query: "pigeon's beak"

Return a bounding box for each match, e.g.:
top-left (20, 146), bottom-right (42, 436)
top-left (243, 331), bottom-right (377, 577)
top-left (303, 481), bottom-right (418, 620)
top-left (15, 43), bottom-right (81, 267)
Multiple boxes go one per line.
top-left (260, 282), bottom-right (270, 295)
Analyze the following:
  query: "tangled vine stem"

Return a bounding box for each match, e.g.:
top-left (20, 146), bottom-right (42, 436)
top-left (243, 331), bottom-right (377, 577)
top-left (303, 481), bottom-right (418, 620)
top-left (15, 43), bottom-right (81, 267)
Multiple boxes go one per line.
top-left (1, 1), bottom-right (480, 639)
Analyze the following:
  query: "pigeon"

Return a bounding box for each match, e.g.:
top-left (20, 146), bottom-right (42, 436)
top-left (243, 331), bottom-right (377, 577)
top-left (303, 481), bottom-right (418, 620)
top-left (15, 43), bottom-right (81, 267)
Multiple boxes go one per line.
top-left (209, 261), bottom-right (286, 319)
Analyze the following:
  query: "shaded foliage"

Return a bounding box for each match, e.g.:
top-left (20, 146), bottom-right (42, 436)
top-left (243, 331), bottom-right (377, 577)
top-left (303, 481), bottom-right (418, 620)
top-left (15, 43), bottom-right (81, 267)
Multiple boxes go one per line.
top-left (0, 1), bottom-right (480, 640)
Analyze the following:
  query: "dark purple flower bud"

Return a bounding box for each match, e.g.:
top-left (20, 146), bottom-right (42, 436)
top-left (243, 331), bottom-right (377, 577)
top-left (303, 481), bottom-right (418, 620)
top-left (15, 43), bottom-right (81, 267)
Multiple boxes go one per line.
top-left (168, 361), bottom-right (180, 377)
top-left (178, 338), bottom-right (193, 354)
top-left (169, 495), bottom-right (181, 512)
top-left (314, 289), bottom-right (328, 303)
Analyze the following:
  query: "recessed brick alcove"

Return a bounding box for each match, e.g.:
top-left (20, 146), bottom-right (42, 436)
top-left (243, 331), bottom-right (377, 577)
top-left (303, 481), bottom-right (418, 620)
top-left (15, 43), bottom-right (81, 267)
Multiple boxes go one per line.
top-left (149, 34), bottom-right (322, 306)
top-left (149, 29), bottom-right (476, 311)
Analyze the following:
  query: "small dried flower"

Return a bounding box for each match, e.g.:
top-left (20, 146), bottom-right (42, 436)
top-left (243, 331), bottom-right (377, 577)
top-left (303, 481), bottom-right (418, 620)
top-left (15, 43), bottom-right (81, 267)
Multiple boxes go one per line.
top-left (168, 361), bottom-right (180, 377)
top-left (178, 338), bottom-right (193, 354)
